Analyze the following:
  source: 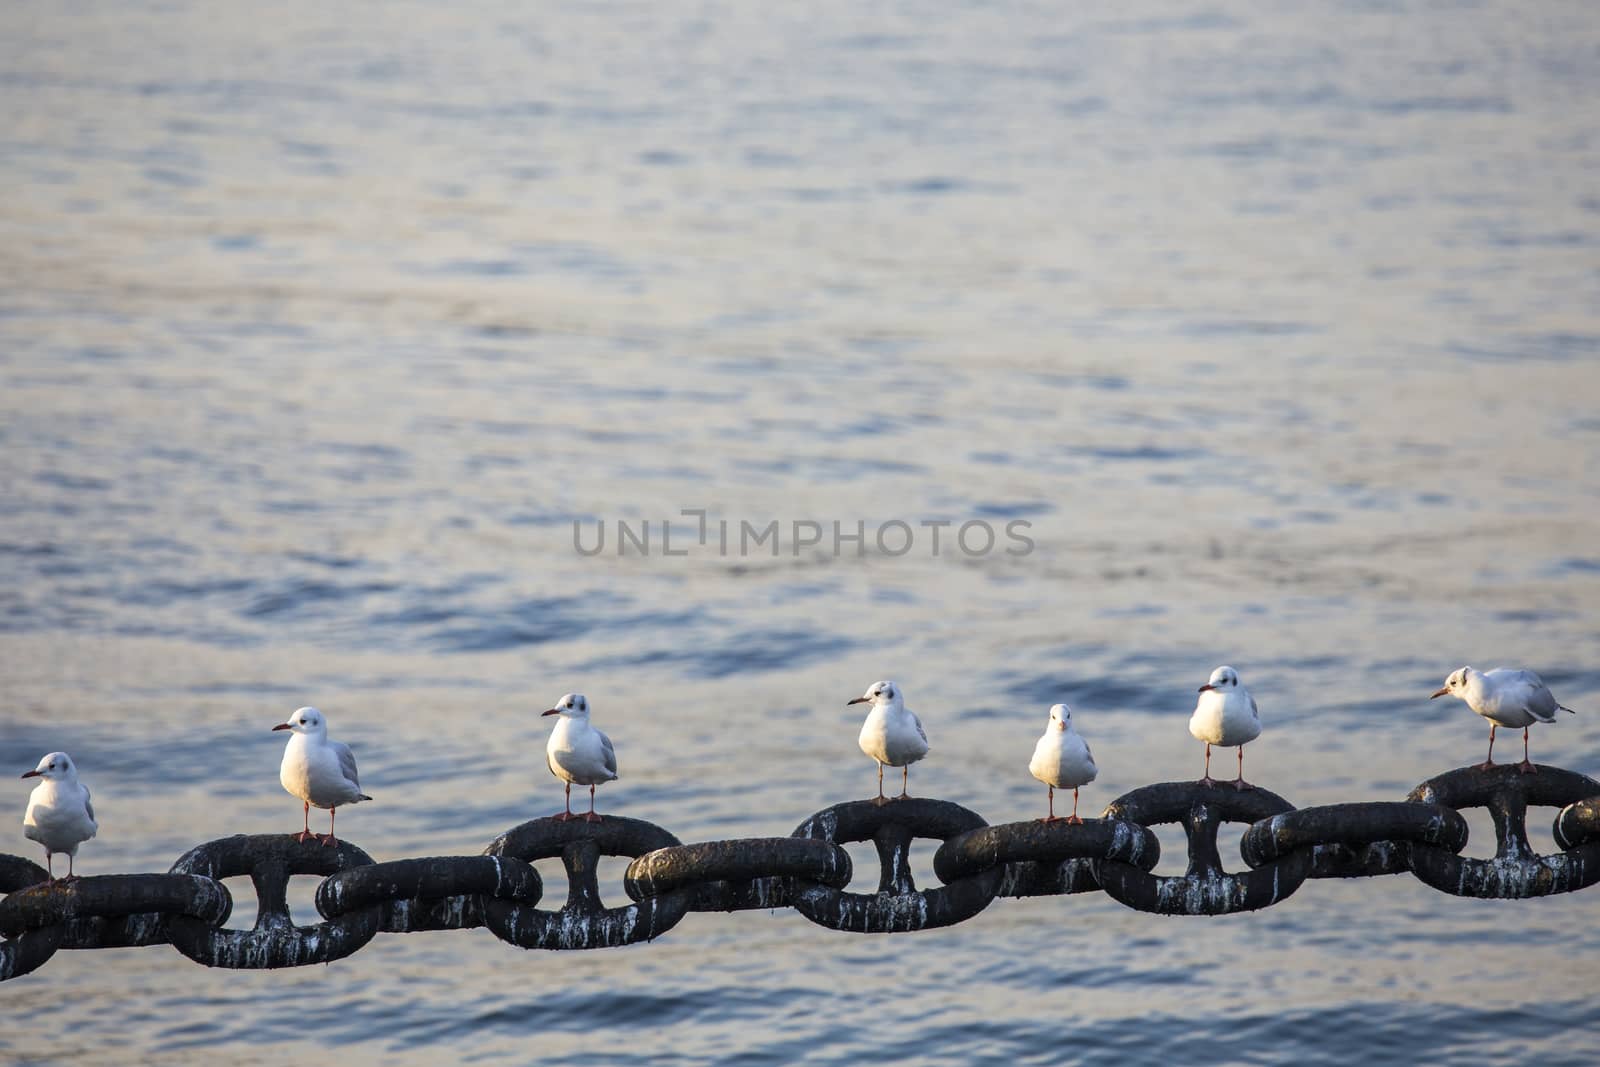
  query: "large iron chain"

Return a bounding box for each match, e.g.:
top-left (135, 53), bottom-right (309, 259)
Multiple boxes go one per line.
top-left (3, 762), bottom-right (1597, 978)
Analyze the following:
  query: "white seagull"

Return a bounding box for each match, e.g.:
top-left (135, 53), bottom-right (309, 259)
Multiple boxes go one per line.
top-left (21, 752), bottom-right (98, 882)
top-left (1189, 665), bottom-right (1261, 790)
top-left (1431, 666), bottom-right (1577, 773)
top-left (542, 692), bottom-right (617, 822)
top-left (273, 706), bottom-right (371, 846)
top-left (1029, 704), bottom-right (1098, 823)
top-left (849, 680), bottom-right (929, 804)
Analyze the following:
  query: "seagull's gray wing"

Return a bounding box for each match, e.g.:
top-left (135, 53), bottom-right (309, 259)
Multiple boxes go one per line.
top-left (1506, 671), bottom-right (1562, 722)
top-left (333, 740), bottom-right (362, 789)
top-left (82, 786), bottom-right (96, 826)
top-left (1249, 692), bottom-right (1260, 719)
top-left (1526, 682), bottom-right (1561, 722)
top-left (913, 712), bottom-right (928, 745)
top-left (600, 732), bottom-right (618, 779)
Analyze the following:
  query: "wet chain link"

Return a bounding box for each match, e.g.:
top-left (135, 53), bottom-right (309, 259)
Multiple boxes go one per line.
top-left (3, 762), bottom-right (1597, 979)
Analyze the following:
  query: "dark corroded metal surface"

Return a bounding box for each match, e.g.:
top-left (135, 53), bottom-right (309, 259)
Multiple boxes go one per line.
top-left (318, 855), bottom-right (543, 932)
top-left (0, 874), bottom-right (232, 953)
top-left (1241, 802), bottom-right (1469, 879)
top-left (167, 834), bottom-right (381, 968)
top-left (933, 817), bottom-right (1160, 898)
top-left (1554, 796), bottom-right (1600, 851)
top-left (1407, 765), bottom-right (1600, 898)
top-left (1098, 782), bottom-right (1312, 915)
top-left (625, 837), bottom-right (852, 912)
top-left (483, 816), bottom-right (690, 950)
top-left (0, 857), bottom-right (56, 980)
top-left (789, 799), bottom-right (1004, 933)
top-left (3, 763), bottom-right (1599, 980)
top-left (0, 855), bottom-right (49, 894)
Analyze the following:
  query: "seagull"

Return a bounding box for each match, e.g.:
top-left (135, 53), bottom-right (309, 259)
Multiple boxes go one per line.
top-left (273, 707), bottom-right (371, 846)
top-left (1029, 704), bottom-right (1098, 824)
top-left (1431, 666), bottom-right (1577, 773)
top-left (542, 693), bottom-right (617, 822)
top-left (20, 751), bottom-right (97, 882)
top-left (1189, 665), bottom-right (1261, 790)
top-left (849, 680), bottom-right (929, 804)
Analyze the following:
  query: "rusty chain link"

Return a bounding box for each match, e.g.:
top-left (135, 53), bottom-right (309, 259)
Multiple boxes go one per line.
top-left (1405, 765), bottom-right (1600, 897)
top-left (2, 762), bottom-right (1597, 979)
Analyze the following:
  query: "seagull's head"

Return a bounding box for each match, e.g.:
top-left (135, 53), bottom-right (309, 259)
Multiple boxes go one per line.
top-left (1199, 665), bottom-right (1239, 693)
top-left (273, 707), bottom-right (326, 736)
top-left (1431, 667), bottom-right (1473, 700)
top-left (20, 751), bottom-right (76, 782)
top-left (848, 680), bottom-right (901, 709)
top-left (1048, 703), bottom-right (1073, 731)
top-left (543, 693), bottom-right (590, 719)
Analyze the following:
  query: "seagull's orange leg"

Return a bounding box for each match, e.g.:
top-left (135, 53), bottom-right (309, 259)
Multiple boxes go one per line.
top-left (1518, 727), bottom-right (1537, 774)
top-left (1478, 725), bottom-right (1497, 771)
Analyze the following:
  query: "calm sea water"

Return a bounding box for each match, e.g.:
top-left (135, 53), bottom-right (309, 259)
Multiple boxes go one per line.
top-left (3, 1), bottom-right (1600, 1063)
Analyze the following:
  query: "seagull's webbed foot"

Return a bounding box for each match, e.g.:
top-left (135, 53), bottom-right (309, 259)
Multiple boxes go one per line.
top-left (551, 811), bottom-right (577, 822)
top-left (1197, 776), bottom-right (1218, 788)
top-left (1064, 815), bottom-right (1085, 826)
top-left (895, 791), bottom-right (913, 802)
top-left (583, 812), bottom-right (603, 823)
top-left (1232, 778), bottom-right (1255, 792)
top-left (1039, 815), bottom-right (1062, 824)
top-left (1518, 760), bottom-right (1538, 775)
top-left (871, 795), bottom-right (892, 807)
top-left (1475, 759), bottom-right (1497, 772)
top-left (293, 830), bottom-right (319, 844)
top-left (320, 834), bottom-right (340, 848)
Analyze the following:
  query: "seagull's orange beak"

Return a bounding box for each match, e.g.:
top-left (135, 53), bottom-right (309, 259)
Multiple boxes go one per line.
top-left (271, 722), bottom-right (293, 731)
top-left (1197, 684), bottom-right (1215, 693)
top-left (542, 708), bottom-right (561, 716)
top-left (1429, 687), bottom-right (1449, 699)
top-left (20, 769), bottom-right (41, 778)
top-left (846, 696), bottom-right (869, 705)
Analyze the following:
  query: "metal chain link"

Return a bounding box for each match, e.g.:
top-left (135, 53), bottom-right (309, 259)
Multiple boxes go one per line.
top-left (3, 762), bottom-right (1597, 979)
